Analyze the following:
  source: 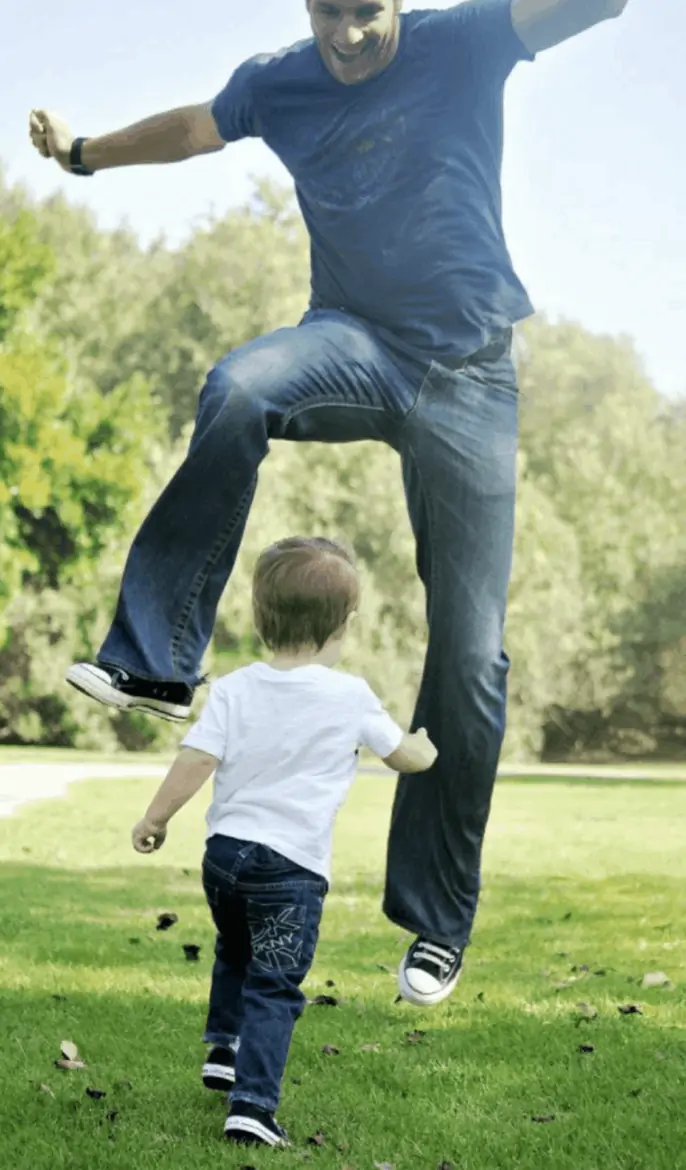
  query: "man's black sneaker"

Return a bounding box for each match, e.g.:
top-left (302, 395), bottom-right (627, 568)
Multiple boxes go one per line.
top-left (202, 1044), bottom-right (236, 1092)
top-left (224, 1102), bottom-right (289, 1147)
top-left (66, 662), bottom-right (193, 722)
top-left (398, 937), bottom-right (463, 1006)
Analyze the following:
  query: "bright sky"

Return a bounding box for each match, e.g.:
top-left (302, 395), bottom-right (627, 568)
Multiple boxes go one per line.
top-left (1, 0), bottom-right (683, 397)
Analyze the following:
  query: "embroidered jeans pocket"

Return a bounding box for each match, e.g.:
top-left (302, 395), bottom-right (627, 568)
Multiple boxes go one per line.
top-left (246, 902), bottom-right (308, 973)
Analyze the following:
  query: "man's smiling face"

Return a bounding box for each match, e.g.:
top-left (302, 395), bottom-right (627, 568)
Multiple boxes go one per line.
top-left (307, 0), bottom-right (403, 86)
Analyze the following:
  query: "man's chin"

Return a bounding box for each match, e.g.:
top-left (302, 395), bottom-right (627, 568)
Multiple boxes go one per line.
top-left (328, 55), bottom-right (378, 85)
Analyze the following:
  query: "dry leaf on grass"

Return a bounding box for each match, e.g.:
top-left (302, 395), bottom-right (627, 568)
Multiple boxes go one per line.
top-left (618, 1003), bottom-right (643, 1015)
top-left (56, 1040), bottom-right (87, 1070)
top-left (641, 972), bottom-right (673, 990)
top-left (39, 1084), bottom-right (55, 1097)
top-left (182, 944), bottom-right (201, 961)
top-left (325, 979), bottom-right (336, 988)
top-left (578, 1044), bottom-right (595, 1054)
top-left (374, 1161), bottom-right (395, 1170)
top-left (321, 1044), bottom-right (340, 1056)
top-left (575, 1002), bottom-right (598, 1021)
top-left (531, 1115), bottom-right (556, 1123)
top-left (156, 912), bottom-right (179, 931)
top-left (405, 1030), bottom-right (426, 1044)
top-left (86, 1087), bottom-right (107, 1100)
top-left (308, 995), bottom-right (339, 1007)
top-left (307, 1131), bottom-right (326, 1146)
top-left (360, 1043), bottom-right (381, 1053)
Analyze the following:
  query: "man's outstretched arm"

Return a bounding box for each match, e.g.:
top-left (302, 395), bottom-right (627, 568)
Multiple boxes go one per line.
top-left (29, 101), bottom-right (225, 174)
top-left (512, 0), bottom-right (630, 54)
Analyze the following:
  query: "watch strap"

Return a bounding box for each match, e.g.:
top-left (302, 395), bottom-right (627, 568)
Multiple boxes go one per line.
top-left (69, 137), bottom-right (94, 176)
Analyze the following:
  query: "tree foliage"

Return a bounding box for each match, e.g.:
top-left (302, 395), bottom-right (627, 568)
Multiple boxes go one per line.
top-left (1, 167), bottom-right (684, 758)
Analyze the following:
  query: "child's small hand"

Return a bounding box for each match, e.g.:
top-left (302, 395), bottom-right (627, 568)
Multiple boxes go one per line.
top-left (132, 817), bottom-right (168, 854)
top-left (413, 727), bottom-right (438, 769)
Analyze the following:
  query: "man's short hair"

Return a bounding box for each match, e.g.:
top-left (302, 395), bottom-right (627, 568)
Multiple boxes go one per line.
top-left (252, 536), bottom-right (359, 652)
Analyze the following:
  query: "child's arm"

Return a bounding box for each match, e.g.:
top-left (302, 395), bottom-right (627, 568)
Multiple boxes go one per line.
top-left (131, 747), bottom-right (218, 853)
top-left (382, 727), bottom-right (438, 775)
top-left (358, 680), bottom-right (439, 775)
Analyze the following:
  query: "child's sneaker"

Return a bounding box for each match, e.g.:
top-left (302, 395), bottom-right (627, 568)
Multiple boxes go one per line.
top-left (224, 1102), bottom-right (290, 1147)
top-left (202, 1044), bottom-right (236, 1091)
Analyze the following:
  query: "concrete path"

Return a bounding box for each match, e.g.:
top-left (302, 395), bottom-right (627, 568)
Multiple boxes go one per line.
top-left (1, 756), bottom-right (684, 821)
top-left (0, 762), bottom-right (166, 819)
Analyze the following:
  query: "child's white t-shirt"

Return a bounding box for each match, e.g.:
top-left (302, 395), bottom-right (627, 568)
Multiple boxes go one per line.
top-left (180, 662), bottom-right (404, 882)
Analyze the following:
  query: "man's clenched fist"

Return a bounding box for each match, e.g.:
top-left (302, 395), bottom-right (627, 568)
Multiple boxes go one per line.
top-left (29, 109), bottom-right (74, 172)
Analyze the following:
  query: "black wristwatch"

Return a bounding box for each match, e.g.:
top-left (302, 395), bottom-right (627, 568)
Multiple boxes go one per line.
top-left (69, 137), bottom-right (94, 176)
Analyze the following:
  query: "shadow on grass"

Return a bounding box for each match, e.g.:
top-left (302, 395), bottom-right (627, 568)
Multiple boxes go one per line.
top-left (0, 979), bottom-right (684, 1170)
top-left (2, 862), bottom-right (685, 990)
top-left (2, 862), bottom-right (685, 1170)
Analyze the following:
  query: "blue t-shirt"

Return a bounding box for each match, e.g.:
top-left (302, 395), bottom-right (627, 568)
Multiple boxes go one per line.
top-left (212, 0), bottom-right (535, 363)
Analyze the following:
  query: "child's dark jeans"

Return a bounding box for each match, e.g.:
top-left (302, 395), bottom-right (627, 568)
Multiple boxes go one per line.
top-left (201, 833), bottom-right (328, 1113)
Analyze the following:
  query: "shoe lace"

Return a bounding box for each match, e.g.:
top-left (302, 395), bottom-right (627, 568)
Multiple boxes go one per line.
top-left (412, 940), bottom-right (459, 975)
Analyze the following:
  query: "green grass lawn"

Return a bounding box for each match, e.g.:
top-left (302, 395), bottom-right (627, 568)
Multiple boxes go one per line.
top-left (0, 771), bottom-right (684, 1170)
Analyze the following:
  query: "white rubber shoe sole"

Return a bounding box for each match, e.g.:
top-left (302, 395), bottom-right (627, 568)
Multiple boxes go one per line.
top-left (66, 663), bottom-right (190, 723)
top-left (202, 1059), bottom-right (236, 1092)
top-left (397, 955), bottom-right (463, 1007)
top-left (224, 1116), bottom-right (288, 1147)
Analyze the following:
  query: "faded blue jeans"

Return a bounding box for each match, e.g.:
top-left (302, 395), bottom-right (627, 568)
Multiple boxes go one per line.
top-left (202, 834), bottom-right (327, 1113)
top-left (99, 309), bottom-right (519, 949)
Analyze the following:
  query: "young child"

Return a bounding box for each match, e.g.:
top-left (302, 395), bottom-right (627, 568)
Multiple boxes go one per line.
top-left (131, 536), bottom-right (437, 1148)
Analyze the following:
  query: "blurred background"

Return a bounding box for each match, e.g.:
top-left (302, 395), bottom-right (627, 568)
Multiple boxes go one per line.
top-left (1, 0), bottom-right (684, 762)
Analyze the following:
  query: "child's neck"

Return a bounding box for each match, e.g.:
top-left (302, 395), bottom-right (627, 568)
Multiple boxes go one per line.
top-left (269, 645), bottom-right (332, 671)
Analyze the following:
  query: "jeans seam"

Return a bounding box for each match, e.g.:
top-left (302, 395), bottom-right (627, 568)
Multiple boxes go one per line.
top-left (238, 878), bottom-right (325, 894)
top-left (230, 1090), bottom-right (277, 1111)
top-left (399, 362), bottom-right (438, 430)
top-left (281, 397), bottom-right (387, 430)
top-left (402, 438), bottom-right (439, 619)
top-left (204, 844), bottom-right (257, 884)
top-left (170, 479), bottom-right (255, 677)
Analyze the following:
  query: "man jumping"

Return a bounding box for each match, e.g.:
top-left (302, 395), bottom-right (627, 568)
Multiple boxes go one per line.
top-left (30, 0), bottom-right (629, 1007)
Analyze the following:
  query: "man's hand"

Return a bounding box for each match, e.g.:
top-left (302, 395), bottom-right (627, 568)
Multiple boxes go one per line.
top-left (132, 817), bottom-right (168, 854)
top-left (29, 109), bottom-right (73, 171)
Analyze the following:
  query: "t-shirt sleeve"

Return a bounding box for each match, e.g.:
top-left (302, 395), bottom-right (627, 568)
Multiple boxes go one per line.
top-left (357, 681), bottom-right (404, 760)
top-left (211, 57), bottom-right (262, 143)
top-left (447, 0), bottom-right (536, 77)
top-left (180, 682), bottom-right (227, 760)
